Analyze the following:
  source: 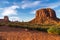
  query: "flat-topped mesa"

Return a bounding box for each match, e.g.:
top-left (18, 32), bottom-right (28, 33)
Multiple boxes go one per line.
top-left (4, 16), bottom-right (9, 22)
top-left (29, 8), bottom-right (59, 24)
top-left (36, 8), bottom-right (56, 19)
top-left (0, 16), bottom-right (10, 22)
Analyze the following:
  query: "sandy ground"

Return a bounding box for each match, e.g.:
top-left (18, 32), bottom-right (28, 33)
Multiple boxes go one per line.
top-left (0, 26), bottom-right (60, 40)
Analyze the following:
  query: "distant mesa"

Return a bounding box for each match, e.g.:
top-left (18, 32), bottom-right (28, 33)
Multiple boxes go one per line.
top-left (0, 16), bottom-right (10, 22)
top-left (29, 8), bottom-right (60, 24)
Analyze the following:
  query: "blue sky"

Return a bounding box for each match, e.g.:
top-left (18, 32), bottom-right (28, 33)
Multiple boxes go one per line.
top-left (0, 0), bottom-right (60, 22)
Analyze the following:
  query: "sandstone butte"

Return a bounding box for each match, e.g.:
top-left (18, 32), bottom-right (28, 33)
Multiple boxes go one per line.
top-left (29, 8), bottom-right (60, 24)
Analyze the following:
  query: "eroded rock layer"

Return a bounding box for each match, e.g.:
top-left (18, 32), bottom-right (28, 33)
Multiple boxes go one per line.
top-left (29, 8), bottom-right (60, 24)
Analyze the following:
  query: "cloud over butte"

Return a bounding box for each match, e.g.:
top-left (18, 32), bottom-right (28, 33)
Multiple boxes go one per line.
top-left (29, 8), bottom-right (60, 24)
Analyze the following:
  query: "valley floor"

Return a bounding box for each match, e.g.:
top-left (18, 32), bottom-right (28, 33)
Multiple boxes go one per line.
top-left (0, 26), bottom-right (60, 40)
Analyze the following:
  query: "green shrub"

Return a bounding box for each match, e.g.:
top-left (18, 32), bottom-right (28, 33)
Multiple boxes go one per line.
top-left (47, 27), bottom-right (60, 35)
top-left (8, 23), bottom-right (17, 27)
top-left (0, 23), bottom-right (5, 26)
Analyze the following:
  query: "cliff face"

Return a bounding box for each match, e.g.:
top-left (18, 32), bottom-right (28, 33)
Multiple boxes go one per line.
top-left (29, 8), bottom-right (60, 24)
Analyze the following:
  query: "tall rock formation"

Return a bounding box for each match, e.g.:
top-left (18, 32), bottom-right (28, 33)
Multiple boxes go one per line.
top-left (4, 16), bottom-right (9, 22)
top-left (29, 8), bottom-right (60, 24)
top-left (0, 16), bottom-right (10, 22)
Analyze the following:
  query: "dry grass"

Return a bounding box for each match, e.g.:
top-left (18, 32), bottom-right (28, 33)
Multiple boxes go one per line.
top-left (0, 26), bottom-right (60, 40)
top-left (0, 30), bottom-right (60, 40)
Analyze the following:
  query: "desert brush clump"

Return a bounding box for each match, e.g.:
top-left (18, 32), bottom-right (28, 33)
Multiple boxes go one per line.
top-left (7, 22), bottom-right (20, 28)
top-left (0, 22), bottom-right (60, 33)
top-left (47, 27), bottom-right (60, 35)
top-left (0, 22), bottom-right (6, 26)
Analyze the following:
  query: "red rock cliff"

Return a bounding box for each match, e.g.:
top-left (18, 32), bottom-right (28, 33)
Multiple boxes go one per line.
top-left (29, 8), bottom-right (60, 24)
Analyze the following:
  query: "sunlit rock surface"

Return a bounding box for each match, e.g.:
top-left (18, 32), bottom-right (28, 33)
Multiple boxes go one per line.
top-left (29, 8), bottom-right (60, 24)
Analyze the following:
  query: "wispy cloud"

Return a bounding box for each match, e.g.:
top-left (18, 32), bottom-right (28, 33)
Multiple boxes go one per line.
top-left (23, 17), bottom-right (35, 22)
top-left (21, 1), bottom-right (41, 9)
top-left (55, 10), bottom-right (60, 18)
top-left (0, 17), bottom-right (4, 19)
top-left (46, 2), bottom-right (60, 8)
top-left (31, 9), bottom-right (37, 14)
top-left (30, 1), bottom-right (60, 14)
top-left (1, 5), bottom-right (20, 16)
top-left (0, 8), bottom-right (3, 10)
top-left (30, 8), bottom-right (40, 14)
top-left (9, 16), bottom-right (22, 22)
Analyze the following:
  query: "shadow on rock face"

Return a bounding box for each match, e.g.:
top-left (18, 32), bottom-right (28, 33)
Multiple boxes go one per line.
top-left (0, 36), bottom-right (6, 40)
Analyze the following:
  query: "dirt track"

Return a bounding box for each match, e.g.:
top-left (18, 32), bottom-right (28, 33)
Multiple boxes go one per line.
top-left (0, 26), bottom-right (60, 40)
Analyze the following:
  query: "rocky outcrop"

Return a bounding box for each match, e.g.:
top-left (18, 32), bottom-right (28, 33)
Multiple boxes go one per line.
top-left (29, 8), bottom-right (60, 24)
top-left (0, 16), bottom-right (10, 22)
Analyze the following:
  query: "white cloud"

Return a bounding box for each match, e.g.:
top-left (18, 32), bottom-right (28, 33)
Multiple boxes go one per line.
top-left (47, 2), bottom-right (60, 8)
top-left (0, 17), bottom-right (4, 19)
top-left (21, 1), bottom-right (41, 9)
top-left (9, 16), bottom-right (22, 22)
top-left (9, 16), bottom-right (35, 22)
top-left (0, 8), bottom-right (3, 10)
top-left (30, 8), bottom-right (40, 14)
top-left (55, 10), bottom-right (60, 18)
top-left (31, 10), bottom-right (36, 14)
top-left (0, 16), bottom-right (22, 22)
top-left (40, 2), bottom-right (60, 9)
top-left (1, 5), bottom-right (19, 16)
top-left (23, 17), bottom-right (35, 22)
top-left (30, 2), bottom-right (60, 14)
top-left (57, 10), bottom-right (60, 12)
